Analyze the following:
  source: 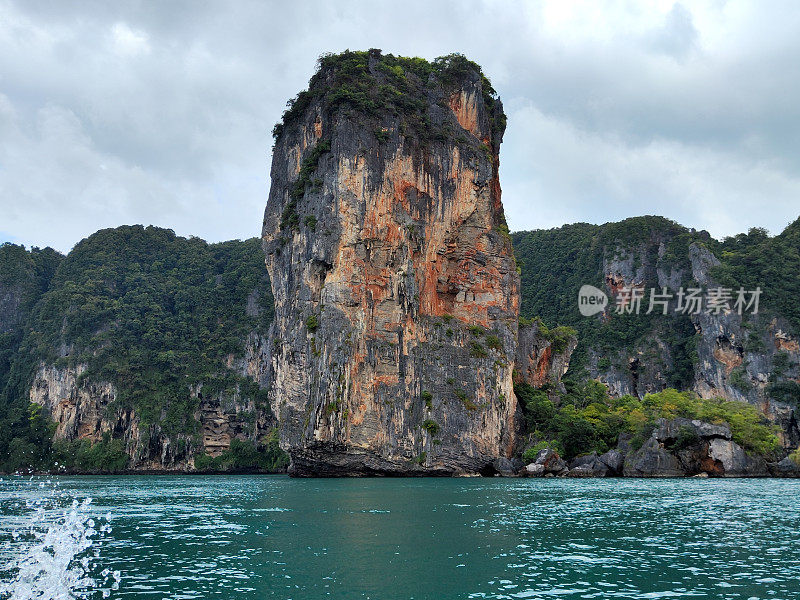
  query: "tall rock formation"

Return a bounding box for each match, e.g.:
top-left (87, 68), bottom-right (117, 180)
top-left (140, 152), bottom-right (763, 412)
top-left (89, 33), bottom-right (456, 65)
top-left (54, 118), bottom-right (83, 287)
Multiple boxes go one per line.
top-left (263, 50), bottom-right (520, 475)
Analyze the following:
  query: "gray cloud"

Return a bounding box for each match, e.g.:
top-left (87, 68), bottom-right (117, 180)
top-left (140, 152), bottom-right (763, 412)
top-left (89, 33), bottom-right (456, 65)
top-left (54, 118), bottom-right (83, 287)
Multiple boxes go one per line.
top-left (1, 0), bottom-right (799, 252)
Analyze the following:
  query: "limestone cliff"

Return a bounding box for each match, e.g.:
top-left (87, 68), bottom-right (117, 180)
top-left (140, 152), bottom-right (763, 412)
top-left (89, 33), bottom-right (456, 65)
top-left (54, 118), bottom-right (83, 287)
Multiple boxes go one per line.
top-left (595, 241), bottom-right (800, 448)
top-left (596, 237), bottom-right (799, 448)
top-left (28, 332), bottom-right (275, 471)
top-left (263, 50), bottom-right (520, 475)
top-left (513, 217), bottom-right (800, 453)
top-left (514, 320), bottom-right (577, 391)
top-left (2, 228), bottom-right (284, 473)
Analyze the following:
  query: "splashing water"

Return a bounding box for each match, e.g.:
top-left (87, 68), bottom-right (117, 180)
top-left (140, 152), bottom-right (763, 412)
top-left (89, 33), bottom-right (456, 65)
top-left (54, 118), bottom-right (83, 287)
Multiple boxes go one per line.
top-left (0, 478), bottom-right (120, 600)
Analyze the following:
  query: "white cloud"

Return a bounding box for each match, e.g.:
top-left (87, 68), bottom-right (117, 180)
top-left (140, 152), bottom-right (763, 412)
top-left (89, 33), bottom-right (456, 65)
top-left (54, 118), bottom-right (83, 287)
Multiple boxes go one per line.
top-left (0, 0), bottom-right (798, 252)
top-left (501, 102), bottom-right (800, 238)
top-left (111, 22), bottom-right (149, 56)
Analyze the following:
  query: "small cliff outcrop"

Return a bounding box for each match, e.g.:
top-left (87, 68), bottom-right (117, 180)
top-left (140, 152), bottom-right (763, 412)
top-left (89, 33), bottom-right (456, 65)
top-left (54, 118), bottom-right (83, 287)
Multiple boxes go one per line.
top-left (622, 418), bottom-right (770, 478)
top-left (28, 333), bottom-right (274, 471)
top-left (263, 50), bottom-right (520, 475)
top-left (521, 417), bottom-right (792, 479)
top-left (514, 320), bottom-right (577, 390)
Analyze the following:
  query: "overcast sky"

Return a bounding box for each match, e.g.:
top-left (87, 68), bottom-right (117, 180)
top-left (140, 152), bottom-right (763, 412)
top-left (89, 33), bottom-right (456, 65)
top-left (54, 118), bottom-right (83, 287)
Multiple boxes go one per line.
top-left (1, 0), bottom-right (799, 252)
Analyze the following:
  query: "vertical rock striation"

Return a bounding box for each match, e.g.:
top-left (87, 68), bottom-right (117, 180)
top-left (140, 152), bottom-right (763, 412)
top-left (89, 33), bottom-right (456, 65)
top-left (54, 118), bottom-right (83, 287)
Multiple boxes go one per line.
top-left (28, 333), bottom-right (276, 471)
top-left (592, 230), bottom-right (800, 447)
top-left (263, 50), bottom-right (520, 475)
top-left (514, 320), bottom-right (577, 391)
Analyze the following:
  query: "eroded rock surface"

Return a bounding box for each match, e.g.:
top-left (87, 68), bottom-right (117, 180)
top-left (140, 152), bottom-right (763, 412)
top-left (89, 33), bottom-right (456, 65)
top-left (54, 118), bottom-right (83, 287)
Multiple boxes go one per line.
top-left (29, 333), bottom-right (276, 471)
top-left (623, 418), bottom-right (769, 477)
top-left (593, 233), bottom-right (800, 448)
top-left (514, 320), bottom-right (576, 390)
top-left (263, 51), bottom-right (520, 475)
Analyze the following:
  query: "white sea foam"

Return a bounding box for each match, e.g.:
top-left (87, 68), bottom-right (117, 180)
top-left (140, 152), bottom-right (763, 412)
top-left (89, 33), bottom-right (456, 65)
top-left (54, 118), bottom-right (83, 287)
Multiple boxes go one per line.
top-left (0, 483), bottom-right (119, 600)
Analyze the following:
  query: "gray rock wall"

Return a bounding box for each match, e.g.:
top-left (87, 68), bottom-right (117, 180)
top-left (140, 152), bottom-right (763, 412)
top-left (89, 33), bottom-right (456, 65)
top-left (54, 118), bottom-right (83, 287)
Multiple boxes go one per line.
top-left (263, 54), bottom-right (520, 476)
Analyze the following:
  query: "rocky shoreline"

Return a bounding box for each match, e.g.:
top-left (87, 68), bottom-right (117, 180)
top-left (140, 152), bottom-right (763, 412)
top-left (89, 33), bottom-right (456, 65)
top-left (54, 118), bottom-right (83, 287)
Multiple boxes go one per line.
top-left (13, 415), bottom-right (800, 478)
top-left (512, 417), bottom-right (800, 479)
top-left (11, 466), bottom-right (800, 478)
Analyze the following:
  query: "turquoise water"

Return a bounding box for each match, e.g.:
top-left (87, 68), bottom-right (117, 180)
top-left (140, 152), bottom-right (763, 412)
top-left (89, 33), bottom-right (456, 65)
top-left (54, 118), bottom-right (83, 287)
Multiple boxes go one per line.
top-left (1, 476), bottom-right (799, 599)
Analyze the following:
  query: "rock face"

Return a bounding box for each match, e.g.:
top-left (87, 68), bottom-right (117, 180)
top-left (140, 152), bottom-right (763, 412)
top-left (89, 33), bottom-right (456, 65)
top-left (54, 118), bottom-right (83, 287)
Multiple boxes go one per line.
top-left (528, 448), bottom-right (567, 475)
top-left (29, 332), bottom-right (276, 470)
top-left (623, 418), bottom-right (770, 477)
top-left (263, 51), bottom-right (520, 476)
top-left (514, 321), bottom-right (577, 390)
top-left (594, 232), bottom-right (800, 449)
top-left (556, 418), bottom-right (786, 478)
top-left (513, 218), bottom-right (800, 454)
top-left (567, 450), bottom-right (624, 477)
top-left (30, 363), bottom-right (120, 443)
top-left (773, 455), bottom-right (800, 477)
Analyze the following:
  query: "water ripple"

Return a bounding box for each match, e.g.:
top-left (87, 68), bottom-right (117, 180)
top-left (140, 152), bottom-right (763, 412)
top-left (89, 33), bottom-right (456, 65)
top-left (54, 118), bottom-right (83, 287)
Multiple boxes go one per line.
top-left (1, 476), bottom-right (799, 599)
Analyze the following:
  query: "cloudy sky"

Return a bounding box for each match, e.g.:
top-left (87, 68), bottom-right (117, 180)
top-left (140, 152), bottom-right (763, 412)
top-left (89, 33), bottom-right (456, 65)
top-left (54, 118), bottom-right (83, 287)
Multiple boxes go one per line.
top-left (1, 0), bottom-right (799, 252)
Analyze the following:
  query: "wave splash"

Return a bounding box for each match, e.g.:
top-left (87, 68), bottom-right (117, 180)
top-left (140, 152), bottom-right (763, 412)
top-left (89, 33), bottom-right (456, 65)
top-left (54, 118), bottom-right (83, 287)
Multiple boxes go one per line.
top-left (1, 487), bottom-right (120, 600)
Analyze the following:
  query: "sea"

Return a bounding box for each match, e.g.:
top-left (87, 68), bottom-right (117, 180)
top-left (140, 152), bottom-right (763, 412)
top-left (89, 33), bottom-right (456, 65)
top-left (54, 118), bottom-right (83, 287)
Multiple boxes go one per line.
top-left (1, 475), bottom-right (798, 599)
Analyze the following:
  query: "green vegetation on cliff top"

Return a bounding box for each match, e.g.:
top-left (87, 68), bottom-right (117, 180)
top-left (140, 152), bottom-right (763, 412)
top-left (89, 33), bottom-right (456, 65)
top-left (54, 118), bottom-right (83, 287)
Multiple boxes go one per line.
top-left (25, 227), bottom-right (273, 424)
top-left (272, 49), bottom-right (506, 147)
top-left (514, 215), bottom-right (800, 332)
top-left (711, 218), bottom-right (800, 334)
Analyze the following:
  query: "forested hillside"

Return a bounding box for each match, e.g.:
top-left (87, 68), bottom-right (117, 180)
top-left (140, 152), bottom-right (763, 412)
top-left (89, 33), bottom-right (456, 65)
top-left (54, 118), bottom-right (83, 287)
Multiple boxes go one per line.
top-left (512, 216), bottom-right (800, 449)
top-left (0, 226), bottom-right (283, 473)
top-left (0, 243), bottom-right (62, 393)
top-left (512, 216), bottom-right (707, 386)
top-left (0, 243), bottom-right (63, 470)
top-left (20, 226), bottom-right (274, 422)
top-left (711, 218), bottom-right (800, 333)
